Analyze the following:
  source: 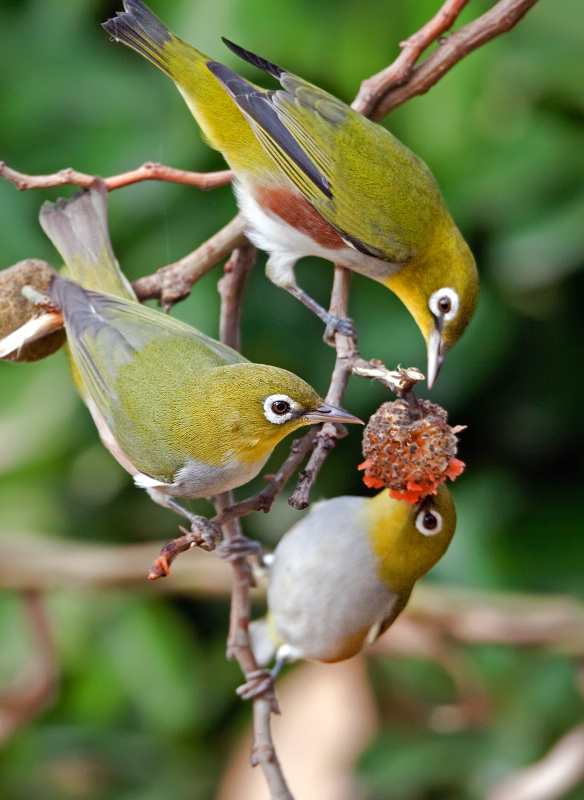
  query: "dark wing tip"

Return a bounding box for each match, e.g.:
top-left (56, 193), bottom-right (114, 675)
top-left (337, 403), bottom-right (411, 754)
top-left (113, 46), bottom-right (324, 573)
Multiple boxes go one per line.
top-left (221, 37), bottom-right (284, 80)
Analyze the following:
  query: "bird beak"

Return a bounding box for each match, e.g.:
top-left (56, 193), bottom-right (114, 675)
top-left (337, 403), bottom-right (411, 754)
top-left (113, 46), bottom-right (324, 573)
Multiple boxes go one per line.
top-left (304, 403), bottom-right (363, 425)
top-left (427, 328), bottom-right (447, 389)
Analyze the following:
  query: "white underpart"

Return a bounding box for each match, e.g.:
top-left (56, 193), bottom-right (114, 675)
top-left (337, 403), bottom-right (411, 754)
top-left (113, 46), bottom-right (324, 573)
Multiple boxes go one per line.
top-left (266, 495), bottom-right (401, 662)
top-left (234, 182), bottom-right (401, 287)
top-left (134, 451), bottom-right (271, 499)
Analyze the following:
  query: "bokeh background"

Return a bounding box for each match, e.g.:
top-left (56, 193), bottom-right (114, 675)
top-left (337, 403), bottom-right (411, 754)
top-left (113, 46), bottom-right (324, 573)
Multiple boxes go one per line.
top-left (1, 0), bottom-right (583, 797)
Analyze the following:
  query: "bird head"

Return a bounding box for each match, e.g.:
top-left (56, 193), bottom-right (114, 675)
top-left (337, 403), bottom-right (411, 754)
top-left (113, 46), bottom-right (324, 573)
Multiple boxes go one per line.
top-left (367, 483), bottom-right (457, 595)
top-left (196, 363), bottom-right (362, 462)
top-left (385, 221), bottom-right (478, 388)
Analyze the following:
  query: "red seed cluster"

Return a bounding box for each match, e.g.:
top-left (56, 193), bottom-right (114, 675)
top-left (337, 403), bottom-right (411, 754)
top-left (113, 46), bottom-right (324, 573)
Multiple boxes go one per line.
top-left (359, 398), bottom-right (465, 503)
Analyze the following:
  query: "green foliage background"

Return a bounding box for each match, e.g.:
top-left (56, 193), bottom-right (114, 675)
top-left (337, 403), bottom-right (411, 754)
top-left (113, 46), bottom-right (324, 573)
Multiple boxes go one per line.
top-left (1, 0), bottom-right (583, 797)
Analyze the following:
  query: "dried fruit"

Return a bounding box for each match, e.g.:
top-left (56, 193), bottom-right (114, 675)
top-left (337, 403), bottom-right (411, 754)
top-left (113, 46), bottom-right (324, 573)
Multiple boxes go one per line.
top-left (359, 398), bottom-right (465, 503)
top-left (0, 260), bottom-right (65, 362)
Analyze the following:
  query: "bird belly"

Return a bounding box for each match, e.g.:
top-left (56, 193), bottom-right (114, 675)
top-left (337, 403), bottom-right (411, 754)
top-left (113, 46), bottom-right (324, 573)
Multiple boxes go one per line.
top-left (267, 497), bottom-right (401, 662)
top-left (234, 182), bottom-right (402, 287)
top-left (135, 451), bottom-right (270, 500)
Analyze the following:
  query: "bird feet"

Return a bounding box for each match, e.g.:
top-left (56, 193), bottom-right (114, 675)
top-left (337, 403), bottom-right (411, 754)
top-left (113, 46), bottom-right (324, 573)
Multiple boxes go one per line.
top-left (236, 669), bottom-right (280, 712)
top-left (323, 313), bottom-right (357, 344)
top-left (216, 532), bottom-right (264, 564)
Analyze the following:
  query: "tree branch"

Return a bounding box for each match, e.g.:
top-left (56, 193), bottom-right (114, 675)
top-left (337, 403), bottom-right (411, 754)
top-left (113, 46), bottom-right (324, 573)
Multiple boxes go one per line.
top-left (0, 160), bottom-right (233, 192)
top-left (213, 253), bottom-right (293, 799)
top-left (353, 0), bottom-right (542, 120)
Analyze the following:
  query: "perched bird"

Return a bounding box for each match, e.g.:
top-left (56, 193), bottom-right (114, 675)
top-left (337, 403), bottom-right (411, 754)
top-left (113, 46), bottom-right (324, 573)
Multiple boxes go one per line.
top-left (103, 0), bottom-right (478, 386)
top-left (39, 184), bottom-right (359, 524)
top-left (250, 485), bottom-right (456, 666)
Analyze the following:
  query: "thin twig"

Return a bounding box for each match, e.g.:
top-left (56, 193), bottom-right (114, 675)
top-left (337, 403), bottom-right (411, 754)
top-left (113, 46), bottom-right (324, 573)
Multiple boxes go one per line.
top-left (354, 0), bottom-right (542, 120)
top-left (289, 265), bottom-right (357, 508)
top-left (357, 0), bottom-right (471, 106)
top-left (0, 160), bottom-right (233, 192)
top-left (213, 430), bottom-right (319, 526)
top-left (218, 245), bottom-right (257, 352)
top-left (214, 256), bottom-right (292, 798)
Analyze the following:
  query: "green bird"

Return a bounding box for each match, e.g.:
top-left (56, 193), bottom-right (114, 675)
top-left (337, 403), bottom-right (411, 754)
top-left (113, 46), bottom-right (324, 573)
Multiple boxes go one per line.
top-left (251, 485), bottom-right (456, 666)
top-left (103, 0), bottom-right (478, 386)
top-left (40, 184), bottom-right (360, 524)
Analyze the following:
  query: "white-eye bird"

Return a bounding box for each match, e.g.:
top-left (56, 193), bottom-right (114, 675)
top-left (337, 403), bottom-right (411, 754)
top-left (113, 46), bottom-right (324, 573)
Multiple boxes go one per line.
top-left (39, 184), bottom-right (360, 524)
top-left (103, 0), bottom-right (478, 386)
top-left (250, 485), bottom-right (456, 666)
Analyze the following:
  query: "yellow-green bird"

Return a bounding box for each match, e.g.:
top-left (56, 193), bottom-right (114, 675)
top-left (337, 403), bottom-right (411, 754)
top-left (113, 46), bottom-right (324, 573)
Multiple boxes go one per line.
top-left (39, 184), bottom-right (359, 524)
top-left (250, 485), bottom-right (456, 666)
top-left (103, 0), bottom-right (478, 387)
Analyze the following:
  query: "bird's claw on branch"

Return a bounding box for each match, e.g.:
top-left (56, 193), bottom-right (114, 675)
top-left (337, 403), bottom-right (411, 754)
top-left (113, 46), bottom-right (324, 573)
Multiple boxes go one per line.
top-left (323, 314), bottom-right (358, 345)
top-left (236, 669), bottom-right (280, 711)
top-left (216, 532), bottom-right (263, 565)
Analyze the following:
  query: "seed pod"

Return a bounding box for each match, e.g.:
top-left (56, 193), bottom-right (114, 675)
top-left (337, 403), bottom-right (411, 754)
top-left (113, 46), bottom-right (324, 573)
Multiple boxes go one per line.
top-left (0, 260), bottom-right (65, 362)
top-left (359, 398), bottom-right (465, 503)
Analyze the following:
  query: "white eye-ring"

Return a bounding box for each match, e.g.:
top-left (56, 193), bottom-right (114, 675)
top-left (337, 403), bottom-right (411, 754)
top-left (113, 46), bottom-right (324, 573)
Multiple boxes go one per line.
top-left (415, 508), bottom-right (443, 536)
top-left (429, 287), bottom-right (460, 322)
top-left (263, 394), bottom-right (299, 425)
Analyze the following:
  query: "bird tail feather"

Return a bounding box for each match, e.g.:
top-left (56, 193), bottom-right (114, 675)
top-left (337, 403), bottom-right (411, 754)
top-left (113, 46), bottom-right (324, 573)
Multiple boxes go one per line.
top-left (102, 0), bottom-right (206, 79)
top-left (39, 183), bottom-right (136, 300)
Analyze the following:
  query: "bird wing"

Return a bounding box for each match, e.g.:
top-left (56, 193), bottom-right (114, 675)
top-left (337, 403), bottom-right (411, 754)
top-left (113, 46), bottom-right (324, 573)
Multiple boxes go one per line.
top-left (50, 277), bottom-right (246, 424)
top-left (210, 41), bottom-right (438, 262)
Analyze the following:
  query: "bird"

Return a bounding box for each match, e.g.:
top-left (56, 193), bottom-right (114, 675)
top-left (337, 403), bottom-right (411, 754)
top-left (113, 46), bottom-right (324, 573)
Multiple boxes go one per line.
top-left (102, 0), bottom-right (478, 387)
top-left (249, 485), bottom-right (456, 667)
top-left (39, 183), bottom-right (360, 525)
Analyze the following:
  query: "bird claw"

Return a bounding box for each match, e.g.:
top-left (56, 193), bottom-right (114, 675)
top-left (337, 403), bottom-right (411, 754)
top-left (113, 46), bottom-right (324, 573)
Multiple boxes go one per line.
top-left (323, 314), bottom-right (357, 344)
top-left (187, 515), bottom-right (222, 552)
top-left (216, 533), bottom-right (263, 563)
top-left (236, 669), bottom-right (280, 712)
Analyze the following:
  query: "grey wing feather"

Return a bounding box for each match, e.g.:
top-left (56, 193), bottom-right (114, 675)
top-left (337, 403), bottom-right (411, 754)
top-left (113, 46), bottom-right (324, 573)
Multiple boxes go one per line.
top-left (207, 60), bottom-right (332, 199)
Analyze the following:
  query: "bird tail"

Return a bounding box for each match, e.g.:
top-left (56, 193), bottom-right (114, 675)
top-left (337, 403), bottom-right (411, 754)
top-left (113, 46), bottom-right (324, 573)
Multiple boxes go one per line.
top-left (102, 1), bottom-right (260, 164)
top-left (103, 0), bottom-right (208, 85)
top-left (39, 183), bottom-right (136, 300)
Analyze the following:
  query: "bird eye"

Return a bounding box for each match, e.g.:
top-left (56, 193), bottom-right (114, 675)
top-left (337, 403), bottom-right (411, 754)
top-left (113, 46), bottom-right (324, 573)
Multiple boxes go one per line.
top-left (429, 288), bottom-right (459, 322)
top-left (415, 508), bottom-right (443, 536)
top-left (263, 394), bottom-right (297, 425)
top-left (271, 399), bottom-right (290, 415)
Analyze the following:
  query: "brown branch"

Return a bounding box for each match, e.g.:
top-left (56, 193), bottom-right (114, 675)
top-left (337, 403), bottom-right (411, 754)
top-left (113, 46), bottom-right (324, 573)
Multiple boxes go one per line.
top-left (356, 0), bottom-right (471, 109)
top-left (212, 258), bottom-right (293, 798)
top-left (213, 430), bottom-right (320, 527)
top-left (218, 244), bottom-right (257, 352)
top-left (0, 160), bottom-right (233, 192)
top-left (289, 267), bottom-right (357, 508)
top-left (0, 591), bottom-right (58, 743)
top-left (353, 0), bottom-right (542, 120)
